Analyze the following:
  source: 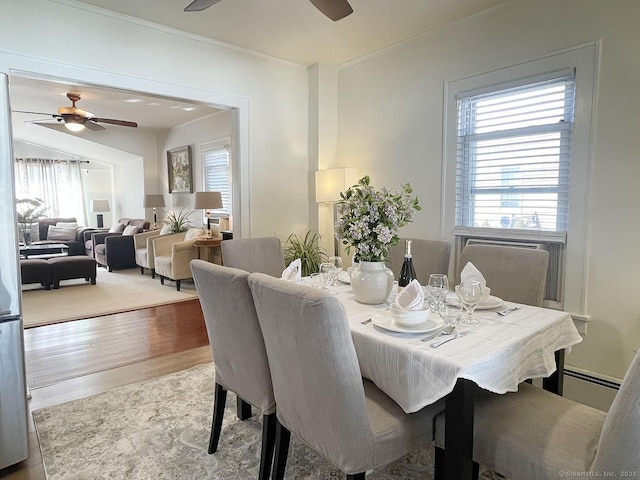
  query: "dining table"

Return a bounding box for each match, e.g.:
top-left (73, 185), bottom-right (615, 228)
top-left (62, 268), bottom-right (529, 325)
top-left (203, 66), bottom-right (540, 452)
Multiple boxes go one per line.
top-left (303, 276), bottom-right (583, 480)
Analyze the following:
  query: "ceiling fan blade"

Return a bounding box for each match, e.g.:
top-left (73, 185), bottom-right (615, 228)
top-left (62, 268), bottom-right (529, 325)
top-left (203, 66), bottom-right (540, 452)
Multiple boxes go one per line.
top-left (184, 0), bottom-right (223, 12)
top-left (84, 120), bottom-right (106, 131)
top-left (92, 117), bottom-right (138, 128)
top-left (12, 110), bottom-right (56, 116)
top-left (308, 0), bottom-right (353, 21)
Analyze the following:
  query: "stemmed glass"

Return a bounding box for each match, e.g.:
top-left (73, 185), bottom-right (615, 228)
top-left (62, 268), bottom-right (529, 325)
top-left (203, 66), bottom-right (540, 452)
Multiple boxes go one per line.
top-left (427, 274), bottom-right (449, 314)
top-left (455, 279), bottom-right (482, 325)
top-left (319, 262), bottom-right (337, 290)
top-left (328, 256), bottom-right (343, 285)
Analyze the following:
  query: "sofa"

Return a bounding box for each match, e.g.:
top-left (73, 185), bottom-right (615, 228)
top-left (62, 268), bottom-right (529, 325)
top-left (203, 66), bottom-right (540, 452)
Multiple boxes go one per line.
top-left (32, 217), bottom-right (98, 256)
top-left (88, 218), bottom-right (151, 271)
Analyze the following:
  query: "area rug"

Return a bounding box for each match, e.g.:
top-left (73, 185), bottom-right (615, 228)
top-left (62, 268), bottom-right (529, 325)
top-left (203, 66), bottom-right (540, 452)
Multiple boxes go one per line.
top-left (33, 363), bottom-right (500, 480)
top-left (22, 267), bottom-right (198, 328)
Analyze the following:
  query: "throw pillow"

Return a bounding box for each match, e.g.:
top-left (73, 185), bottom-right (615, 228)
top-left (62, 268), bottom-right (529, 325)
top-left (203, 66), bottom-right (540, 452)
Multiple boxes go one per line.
top-left (122, 225), bottom-right (140, 236)
top-left (109, 222), bottom-right (126, 233)
top-left (46, 225), bottom-right (77, 242)
top-left (56, 221), bottom-right (78, 230)
top-left (159, 224), bottom-right (173, 235)
top-left (184, 228), bottom-right (206, 241)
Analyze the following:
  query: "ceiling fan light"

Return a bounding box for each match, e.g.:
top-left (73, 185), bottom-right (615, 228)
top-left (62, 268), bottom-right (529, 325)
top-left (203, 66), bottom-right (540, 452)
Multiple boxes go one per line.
top-left (65, 122), bottom-right (85, 132)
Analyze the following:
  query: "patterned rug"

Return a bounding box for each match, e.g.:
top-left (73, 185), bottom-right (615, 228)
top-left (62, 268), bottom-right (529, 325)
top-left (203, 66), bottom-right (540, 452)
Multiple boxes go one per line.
top-left (33, 362), bottom-right (499, 479)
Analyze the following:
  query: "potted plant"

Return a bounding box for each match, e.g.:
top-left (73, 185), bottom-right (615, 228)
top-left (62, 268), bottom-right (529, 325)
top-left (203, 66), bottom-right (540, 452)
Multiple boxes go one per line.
top-left (16, 197), bottom-right (48, 245)
top-left (283, 230), bottom-right (328, 277)
top-left (335, 176), bottom-right (420, 304)
top-left (164, 208), bottom-right (194, 233)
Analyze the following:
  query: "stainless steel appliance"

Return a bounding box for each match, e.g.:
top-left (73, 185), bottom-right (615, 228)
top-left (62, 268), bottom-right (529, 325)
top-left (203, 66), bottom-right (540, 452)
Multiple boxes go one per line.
top-left (0, 73), bottom-right (29, 469)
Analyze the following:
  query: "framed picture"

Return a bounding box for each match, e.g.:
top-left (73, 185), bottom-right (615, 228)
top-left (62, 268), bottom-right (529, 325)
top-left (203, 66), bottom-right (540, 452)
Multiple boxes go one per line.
top-left (167, 145), bottom-right (193, 193)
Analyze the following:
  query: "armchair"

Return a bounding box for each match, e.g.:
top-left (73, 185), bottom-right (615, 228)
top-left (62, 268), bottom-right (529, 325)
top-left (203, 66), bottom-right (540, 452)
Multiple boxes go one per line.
top-left (153, 232), bottom-right (199, 291)
top-left (134, 230), bottom-right (162, 278)
top-left (94, 233), bottom-right (137, 272)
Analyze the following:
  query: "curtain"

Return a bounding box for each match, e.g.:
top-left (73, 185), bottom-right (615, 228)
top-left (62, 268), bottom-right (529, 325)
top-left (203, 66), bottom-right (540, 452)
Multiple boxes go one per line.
top-left (14, 158), bottom-right (87, 225)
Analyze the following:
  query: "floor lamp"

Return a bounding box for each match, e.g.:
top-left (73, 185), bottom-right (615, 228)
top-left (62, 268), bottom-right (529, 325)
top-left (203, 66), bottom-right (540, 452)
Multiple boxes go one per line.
top-left (143, 194), bottom-right (165, 230)
top-left (194, 191), bottom-right (223, 237)
top-left (90, 199), bottom-right (110, 228)
top-left (315, 168), bottom-right (359, 256)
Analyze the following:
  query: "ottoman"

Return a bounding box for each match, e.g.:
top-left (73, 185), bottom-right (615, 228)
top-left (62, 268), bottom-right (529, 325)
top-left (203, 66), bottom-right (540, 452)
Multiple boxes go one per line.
top-left (48, 256), bottom-right (97, 289)
top-left (20, 259), bottom-right (52, 290)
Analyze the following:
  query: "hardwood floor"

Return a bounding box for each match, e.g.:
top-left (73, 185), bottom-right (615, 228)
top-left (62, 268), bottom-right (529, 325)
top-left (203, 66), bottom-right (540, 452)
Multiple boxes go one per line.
top-left (0, 299), bottom-right (212, 480)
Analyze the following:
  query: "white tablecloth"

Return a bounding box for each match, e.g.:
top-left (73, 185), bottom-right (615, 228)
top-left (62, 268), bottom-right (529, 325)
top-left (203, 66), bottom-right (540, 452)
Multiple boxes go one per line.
top-left (310, 280), bottom-right (583, 413)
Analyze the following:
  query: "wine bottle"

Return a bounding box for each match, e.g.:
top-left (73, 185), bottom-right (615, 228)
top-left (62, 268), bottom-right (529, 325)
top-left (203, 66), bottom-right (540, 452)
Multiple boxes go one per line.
top-left (398, 240), bottom-right (417, 288)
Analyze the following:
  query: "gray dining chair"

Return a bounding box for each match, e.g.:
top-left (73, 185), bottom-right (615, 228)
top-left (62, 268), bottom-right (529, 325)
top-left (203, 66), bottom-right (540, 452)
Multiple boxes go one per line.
top-left (456, 243), bottom-right (549, 306)
top-left (220, 236), bottom-right (285, 277)
top-left (190, 260), bottom-right (276, 480)
top-left (247, 272), bottom-right (445, 480)
top-left (434, 350), bottom-right (640, 479)
top-left (386, 237), bottom-right (451, 285)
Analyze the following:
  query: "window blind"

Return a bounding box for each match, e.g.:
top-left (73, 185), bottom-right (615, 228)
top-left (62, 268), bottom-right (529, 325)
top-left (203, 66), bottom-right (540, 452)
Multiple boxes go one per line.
top-left (202, 145), bottom-right (231, 216)
top-left (455, 73), bottom-right (575, 233)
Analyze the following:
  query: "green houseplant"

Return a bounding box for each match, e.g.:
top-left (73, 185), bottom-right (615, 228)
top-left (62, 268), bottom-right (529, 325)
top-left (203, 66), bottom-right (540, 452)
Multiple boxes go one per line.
top-left (164, 208), bottom-right (194, 233)
top-left (283, 230), bottom-right (328, 277)
top-left (16, 197), bottom-right (48, 245)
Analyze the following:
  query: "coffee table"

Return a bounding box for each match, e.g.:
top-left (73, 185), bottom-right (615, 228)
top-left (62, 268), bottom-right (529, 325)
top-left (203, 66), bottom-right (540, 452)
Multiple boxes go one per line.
top-left (19, 243), bottom-right (69, 259)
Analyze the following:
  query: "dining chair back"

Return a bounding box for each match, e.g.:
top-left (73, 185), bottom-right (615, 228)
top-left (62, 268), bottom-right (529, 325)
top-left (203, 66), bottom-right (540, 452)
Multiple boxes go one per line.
top-left (248, 272), bottom-right (444, 479)
top-left (456, 244), bottom-right (549, 306)
top-left (434, 350), bottom-right (640, 480)
top-left (386, 238), bottom-right (451, 285)
top-left (190, 260), bottom-right (276, 480)
top-left (221, 236), bottom-right (285, 277)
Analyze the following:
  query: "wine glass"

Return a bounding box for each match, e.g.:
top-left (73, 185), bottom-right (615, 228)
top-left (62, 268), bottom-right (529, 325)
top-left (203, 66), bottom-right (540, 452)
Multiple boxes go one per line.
top-left (455, 279), bottom-right (482, 325)
top-left (328, 256), bottom-right (343, 285)
top-left (319, 262), bottom-right (336, 290)
top-left (427, 274), bottom-right (449, 313)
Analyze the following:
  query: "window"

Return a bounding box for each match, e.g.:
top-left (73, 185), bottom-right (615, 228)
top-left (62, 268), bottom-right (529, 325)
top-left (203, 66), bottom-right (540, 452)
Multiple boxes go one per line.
top-left (455, 73), bottom-right (575, 233)
top-left (202, 141), bottom-right (231, 217)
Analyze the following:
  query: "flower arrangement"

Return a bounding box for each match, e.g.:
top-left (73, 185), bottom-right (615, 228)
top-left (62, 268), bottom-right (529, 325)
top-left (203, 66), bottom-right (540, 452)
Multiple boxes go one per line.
top-left (335, 176), bottom-right (421, 262)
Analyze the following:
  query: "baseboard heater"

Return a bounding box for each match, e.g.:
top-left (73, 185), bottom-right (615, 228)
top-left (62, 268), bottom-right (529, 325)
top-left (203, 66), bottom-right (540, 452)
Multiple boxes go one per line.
top-left (564, 369), bottom-right (620, 390)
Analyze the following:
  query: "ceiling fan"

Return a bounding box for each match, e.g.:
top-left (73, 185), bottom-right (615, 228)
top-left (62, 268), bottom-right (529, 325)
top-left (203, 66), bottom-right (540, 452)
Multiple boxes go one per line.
top-left (184, 0), bottom-right (353, 21)
top-left (13, 93), bottom-right (138, 132)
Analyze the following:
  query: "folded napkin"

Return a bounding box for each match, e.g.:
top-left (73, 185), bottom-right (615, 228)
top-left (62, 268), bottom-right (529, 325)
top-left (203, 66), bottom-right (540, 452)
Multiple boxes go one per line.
top-left (281, 258), bottom-right (302, 282)
top-left (394, 279), bottom-right (424, 310)
top-left (460, 261), bottom-right (490, 300)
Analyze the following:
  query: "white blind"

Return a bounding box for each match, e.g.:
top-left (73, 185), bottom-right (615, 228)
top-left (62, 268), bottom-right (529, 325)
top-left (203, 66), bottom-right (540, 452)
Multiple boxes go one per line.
top-left (455, 73), bottom-right (575, 233)
top-left (202, 144), bottom-right (231, 216)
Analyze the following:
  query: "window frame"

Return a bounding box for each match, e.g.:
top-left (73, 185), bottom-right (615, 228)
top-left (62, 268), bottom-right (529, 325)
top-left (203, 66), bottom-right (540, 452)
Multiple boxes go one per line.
top-left (442, 43), bottom-right (598, 316)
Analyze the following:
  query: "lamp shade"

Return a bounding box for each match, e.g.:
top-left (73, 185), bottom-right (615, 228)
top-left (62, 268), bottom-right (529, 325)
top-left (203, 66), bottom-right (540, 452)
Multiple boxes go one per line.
top-left (194, 191), bottom-right (223, 210)
top-left (143, 194), bottom-right (166, 208)
top-left (90, 199), bottom-right (110, 213)
top-left (315, 168), bottom-right (359, 203)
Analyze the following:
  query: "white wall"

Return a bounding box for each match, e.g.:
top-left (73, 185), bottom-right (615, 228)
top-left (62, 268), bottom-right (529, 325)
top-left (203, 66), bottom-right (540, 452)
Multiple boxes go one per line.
top-left (0, 0), bottom-right (310, 240)
top-left (337, 0), bottom-right (640, 384)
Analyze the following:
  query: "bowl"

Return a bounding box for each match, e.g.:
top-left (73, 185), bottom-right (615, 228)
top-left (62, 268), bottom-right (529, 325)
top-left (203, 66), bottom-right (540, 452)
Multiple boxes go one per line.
top-left (481, 287), bottom-right (491, 303)
top-left (390, 305), bottom-right (430, 328)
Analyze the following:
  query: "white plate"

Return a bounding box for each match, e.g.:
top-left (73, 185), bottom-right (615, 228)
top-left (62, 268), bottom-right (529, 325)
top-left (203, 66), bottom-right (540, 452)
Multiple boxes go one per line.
top-left (371, 311), bottom-right (444, 334)
top-left (337, 271), bottom-right (351, 284)
top-left (446, 293), bottom-right (504, 310)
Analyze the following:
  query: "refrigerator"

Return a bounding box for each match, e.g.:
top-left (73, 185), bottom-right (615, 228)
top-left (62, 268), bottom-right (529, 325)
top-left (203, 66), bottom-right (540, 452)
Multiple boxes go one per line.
top-left (0, 73), bottom-right (29, 469)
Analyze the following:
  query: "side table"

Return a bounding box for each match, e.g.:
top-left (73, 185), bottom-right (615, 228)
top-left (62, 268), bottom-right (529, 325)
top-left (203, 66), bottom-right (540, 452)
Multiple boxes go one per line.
top-left (194, 237), bottom-right (222, 264)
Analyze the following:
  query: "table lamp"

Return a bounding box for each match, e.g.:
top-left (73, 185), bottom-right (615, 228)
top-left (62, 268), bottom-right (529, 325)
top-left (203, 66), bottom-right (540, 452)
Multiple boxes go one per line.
top-left (143, 194), bottom-right (166, 230)
top-left (90, 199), bottom-right (110, 228)
top-left (194, 191), bottom-right (223, 236)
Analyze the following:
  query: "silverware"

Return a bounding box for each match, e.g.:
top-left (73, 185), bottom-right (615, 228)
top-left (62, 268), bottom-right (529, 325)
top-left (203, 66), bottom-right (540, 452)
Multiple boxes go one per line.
top-left (430, 330), bottom-right (471, 348)
top-left (421, 325), bottom-right (455, 342)
top-left (497, 306), bottom-right (521, 316)
top-left (361, 318), bottom-right (372, 325)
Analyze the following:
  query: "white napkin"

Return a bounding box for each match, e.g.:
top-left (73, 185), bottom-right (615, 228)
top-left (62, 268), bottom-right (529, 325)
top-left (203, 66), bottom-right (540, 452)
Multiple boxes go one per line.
top-left (460, 261), bottom-right (490, 300)
top-left (281, 258), bottom-right (302, 282)
top-left (394, 279), bottom-right (424, 310)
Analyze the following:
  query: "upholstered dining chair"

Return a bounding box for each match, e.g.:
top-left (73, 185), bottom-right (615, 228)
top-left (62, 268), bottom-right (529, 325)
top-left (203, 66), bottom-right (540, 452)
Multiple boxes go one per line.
top-left (221, 236), bottom-right (285, 277)
top-left (153, 231), bottom-right (198, 291)
top-left (134, 229), bottom-right (161, 278)
top-left (386, 237), bottom-right (451, 285)
top-left (434, 350), bottom-right (640, 480)
top-left (247, 272), bottom-right (445, 480)
top-left (456, 243), bottom-right (549, 306)
top-left (190, 260), bottom-right (276, 480)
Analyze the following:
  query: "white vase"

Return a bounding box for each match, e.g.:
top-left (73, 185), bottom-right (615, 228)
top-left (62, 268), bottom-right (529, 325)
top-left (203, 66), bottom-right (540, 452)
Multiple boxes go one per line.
top-left (350, 261), bottom-right (394, 305)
